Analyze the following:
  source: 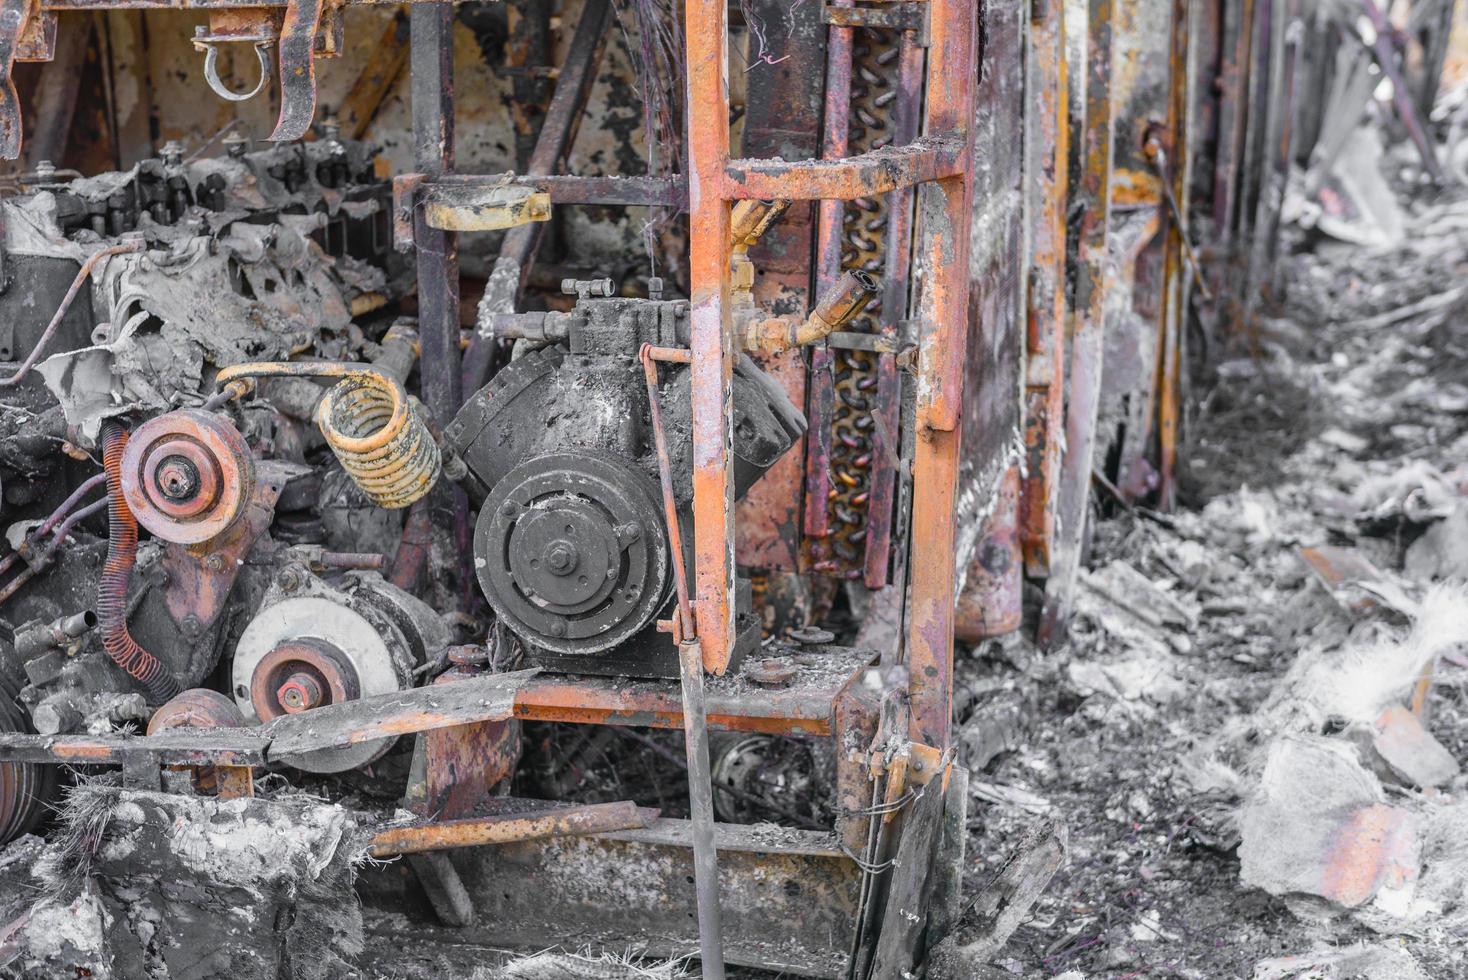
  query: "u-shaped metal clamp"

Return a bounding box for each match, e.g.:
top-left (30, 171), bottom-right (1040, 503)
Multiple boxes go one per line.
top-left (197, 35), bottom-right (275, 103)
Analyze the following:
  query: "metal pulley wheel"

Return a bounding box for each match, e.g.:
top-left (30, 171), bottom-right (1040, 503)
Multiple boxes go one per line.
top-left (231, 595), bottom-right (412, 773)
top-left (475, 450), bottom-right (670, 655)
top-left (120, 409), bottom-right (255, 544)
top-left (0, 673), bottom-right (56, 844)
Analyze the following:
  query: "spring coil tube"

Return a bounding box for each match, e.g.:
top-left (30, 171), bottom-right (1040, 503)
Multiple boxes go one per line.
top-left (100, 421), bottom-right (181, 704)
top-left (317, 372), bottom-right (441, 509)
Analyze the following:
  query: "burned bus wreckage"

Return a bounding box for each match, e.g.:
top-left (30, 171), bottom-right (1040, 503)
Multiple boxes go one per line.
top-left (0, 0), bottom-right (1448, 974)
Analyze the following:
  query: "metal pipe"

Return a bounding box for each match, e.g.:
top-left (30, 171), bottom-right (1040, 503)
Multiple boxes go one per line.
top-left (0, 240), bottom-right (144, 388)
top-left (98, 421), bottom-right (179, 704)
top-left (639, 344), bottom-right (696, 641)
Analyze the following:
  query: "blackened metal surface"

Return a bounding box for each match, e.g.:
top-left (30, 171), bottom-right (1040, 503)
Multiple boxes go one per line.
top-left (955, 0), bottom-right (1026, 582)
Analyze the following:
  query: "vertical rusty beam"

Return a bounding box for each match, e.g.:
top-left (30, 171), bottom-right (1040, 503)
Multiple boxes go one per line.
top-left (410, 2), bottom-right (469, 602)
top-left (1211, 0), bottom-right (1254, 294)
top-left (24, 13), bottom-right (89, 169)
top-left (1038, 0), bottom-right (1116, 649)
top-left (735, 0), bottom-right (826, 571)
top-left (1019, 0), bottom-right (1071, 575)
top-left (802, 4), bottom-right (853, 546)
top-left (687, 0), bottom-right (735, 674)
top-left (1155, 0), bottom-right (1194, 511)
top-left (904, 0), bottom-right (976, 750)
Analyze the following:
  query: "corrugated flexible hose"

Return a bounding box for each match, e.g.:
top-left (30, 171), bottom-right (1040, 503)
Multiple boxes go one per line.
top-left (100, 421), bottom-right (181, 704)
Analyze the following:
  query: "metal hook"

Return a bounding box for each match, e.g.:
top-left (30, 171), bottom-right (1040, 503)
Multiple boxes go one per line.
top-left (200, 40), bottom-right (273, 104)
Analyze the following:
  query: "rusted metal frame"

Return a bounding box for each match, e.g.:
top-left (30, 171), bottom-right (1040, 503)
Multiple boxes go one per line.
top-left (461, 0), bottom-right (615, 396)
top-left (409, 1), bottom-right (473, 607)
top-left (683, 0), bottom-right (733, 970)
top-left (823, 2), bottom-right (927, 39)
top-left (832, 673), bottom-right (881, 856)
top-left (801, 0), bottom-right (854, 543)
top-left (425, 174), bottom-right (686, 208)
top-left (724, 133), bottom-right (964, 201)
top-left (1037, 0), bottom-right (1116, 650)
top-left (1231, 0), bottom-right (1272, 309)
top-left (0, 730), bottom-right (268, 766)
top-left (1209, 0), bottom-right (1254, 292)
top-left (1358, 0), bottom-right (1443, 182)
top-left (369, 800), bottom-right (653, 857)
top-left (864, 32), bottom-right (924, 590)
top-left (1239, 0), bottom-right (1293, 319)
top-left (1019, 0), bottom-right (1071, 576)
top-left (902, 0), bottom-right (975, 750)
top-left (0, 0), bottom-right (39, 160)
top-left (686, 0), bottom-right (735, 677)
top-left (1154, 0), bottom-right (1195, 512)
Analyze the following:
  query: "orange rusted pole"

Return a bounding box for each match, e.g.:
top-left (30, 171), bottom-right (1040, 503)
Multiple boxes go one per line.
top-left (368, 801), bottom-right (650, 857)
top-left (687, 0), bottom-right (735, 678)
top-left (1019, 0), bottom-right (1071, 576)
top-left (903, 0), bottom-right (978, 751)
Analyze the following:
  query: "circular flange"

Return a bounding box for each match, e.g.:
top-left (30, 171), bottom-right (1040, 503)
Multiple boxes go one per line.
top-left (232, 596), bottom-right (405, 773)
top-left (121, 409), bottom-right (254, 545)
top-left (148, 688), bottom-right (246, 733)
top-left (475, 450), bottom-right (669, 655)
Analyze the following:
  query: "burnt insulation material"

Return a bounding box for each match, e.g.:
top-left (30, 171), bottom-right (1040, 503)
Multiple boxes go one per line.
top-left (2, 779), bottom-right (370, 980)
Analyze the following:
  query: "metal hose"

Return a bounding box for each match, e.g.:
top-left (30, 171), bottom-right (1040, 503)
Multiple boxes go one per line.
top-left (99, 421), bottom-right (180, 704)
top-left (214, 362), bottom-right (441, 509)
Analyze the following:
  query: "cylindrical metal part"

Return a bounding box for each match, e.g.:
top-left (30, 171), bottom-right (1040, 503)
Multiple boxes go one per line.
top-left (955, 465), bottom-right (1024, 642)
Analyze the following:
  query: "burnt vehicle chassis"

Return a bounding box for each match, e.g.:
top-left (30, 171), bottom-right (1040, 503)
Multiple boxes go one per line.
top-left (0, 0), bottom-right (1261, 970)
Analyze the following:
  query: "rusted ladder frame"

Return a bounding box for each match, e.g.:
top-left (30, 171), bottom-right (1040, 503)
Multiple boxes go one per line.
top-left (1037, 0), bottom-right (1117, 649)
top-left (899, 0), bottom-right (976, 751)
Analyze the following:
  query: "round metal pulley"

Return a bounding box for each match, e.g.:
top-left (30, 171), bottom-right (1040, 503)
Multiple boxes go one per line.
top-left (232, 596), bottom-right (409, 773)
top-left (148, 688), bottom-right (247, 794)
top-left (0, 674), bottom-right (56, 844)
top-left (475, 450), bottom-right (669, 655)
top-left (121, 409), bottom-right (254, 544)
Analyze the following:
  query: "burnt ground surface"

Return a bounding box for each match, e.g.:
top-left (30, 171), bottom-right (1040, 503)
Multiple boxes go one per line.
top-left (946, 189), bottom-right (1468, 978)
top-left (354, 193), bottom-right (1468, 977)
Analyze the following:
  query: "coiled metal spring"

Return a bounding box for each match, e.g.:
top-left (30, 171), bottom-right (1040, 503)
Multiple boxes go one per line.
top-left (214, 362), bottom-right (441, 509)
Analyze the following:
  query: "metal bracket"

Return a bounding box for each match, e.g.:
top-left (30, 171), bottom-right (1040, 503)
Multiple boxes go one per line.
top-left (268, 0), bottom-right (325, 142)
top-left (0, 0), bottom-right (41, 160)
top-left (821, 2), bottom-right (930, 45)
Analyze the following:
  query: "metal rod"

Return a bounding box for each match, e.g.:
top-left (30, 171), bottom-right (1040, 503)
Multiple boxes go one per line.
top-left (0, 240), bottom-right (144, 388)
top-left (677, 636), bottom-right (725, 980)
top-left (639, 344), bottom-right (696, 641)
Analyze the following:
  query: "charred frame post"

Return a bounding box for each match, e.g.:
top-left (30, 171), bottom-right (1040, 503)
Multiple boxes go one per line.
top-left (1039, 0), bottom-right (1118, 648)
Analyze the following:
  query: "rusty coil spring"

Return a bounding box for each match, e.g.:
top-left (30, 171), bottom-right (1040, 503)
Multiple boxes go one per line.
top-left (317, 372), bottom-right (441, 509)
top-left (215, 362), bottom-right (442, 510)
top-left (821, 30), bottom-right (897, 574)
top-left (100, 421), bottom-right (182, 704)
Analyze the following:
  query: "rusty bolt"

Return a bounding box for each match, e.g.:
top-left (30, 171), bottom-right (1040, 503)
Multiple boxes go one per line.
top-left (204, 554), bottom-right (225, 572)
top-left (277, 672), bottom-right (325, 713)
top-left (276, 566), bottom-right (304, 593)
top-left (547, 620), bottom-right (567, 638)
top-left (155, 455), bottom-right (201, 501)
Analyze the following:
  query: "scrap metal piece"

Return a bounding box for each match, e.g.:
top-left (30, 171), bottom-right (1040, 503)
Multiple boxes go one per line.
top-left (0, 0), bottom-right (32, 160)
top-left (369, 800), bottom-right (654, 857)
top-left (268, 0), bottom-right (324, 142)
top-left (424, 183), bottom-right (552, 231)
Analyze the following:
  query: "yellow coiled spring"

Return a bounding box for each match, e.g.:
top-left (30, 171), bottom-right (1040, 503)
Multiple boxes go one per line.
top-left (214, 362), bottom-right (441, 509)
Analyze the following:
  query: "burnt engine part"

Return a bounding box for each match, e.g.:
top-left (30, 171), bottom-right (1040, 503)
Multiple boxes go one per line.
top-left (120, 409), bottom-right (256, 545)
top-left (447, 291), bottom-right (806, 678)
top-left (215, 362), bottom-right (442, 509)
top-left (0, 668), bottom-right (57, 840)
top-left (231, 568), bottom-right (448, 772)
top-left (100, 420), bottom-right (181, 705)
